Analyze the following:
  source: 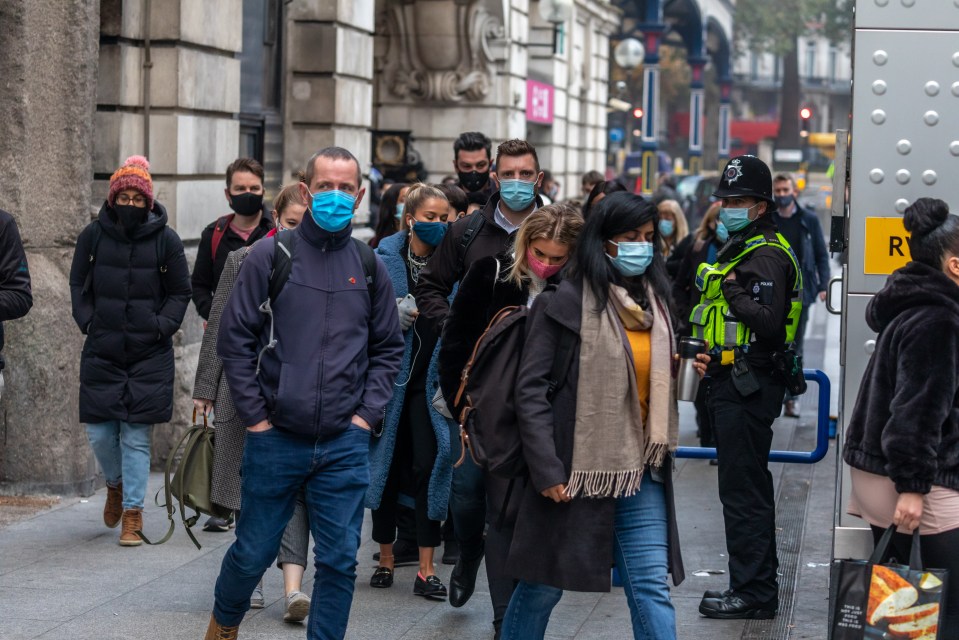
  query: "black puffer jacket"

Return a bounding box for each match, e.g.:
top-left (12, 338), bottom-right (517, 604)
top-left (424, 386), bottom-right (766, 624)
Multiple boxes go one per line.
top-left (844, 261), bottom-right (959, 494)
top-left (69, 202), bottom-right (191, 424)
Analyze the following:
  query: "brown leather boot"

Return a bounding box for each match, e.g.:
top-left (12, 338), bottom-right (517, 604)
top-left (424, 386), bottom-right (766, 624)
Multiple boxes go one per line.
top-left (204, 614), bottom-right (239, 640)
top-left (104, 483), bottom-right (123, 528)
top-left (119, 508), bottom-right (143, 547)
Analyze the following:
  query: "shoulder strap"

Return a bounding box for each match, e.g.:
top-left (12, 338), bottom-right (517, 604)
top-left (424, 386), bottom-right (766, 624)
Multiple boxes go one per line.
top-left (210, 214), bottom-right (235, 263)
top-left (81, 224), bottom-right (103, 295)
top-left (546, 328), bottom-right (576, 400)
top-left (352, 237), bottom-right (377, 298)
top-left (459, 212), bottom-right (486, 257)
top-left (268, 229), bottom-right (296, 306)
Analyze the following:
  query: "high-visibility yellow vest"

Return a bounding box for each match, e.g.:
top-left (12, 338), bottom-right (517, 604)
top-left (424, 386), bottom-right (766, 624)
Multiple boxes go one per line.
top-left (689, 232), bottom-right (803, 351)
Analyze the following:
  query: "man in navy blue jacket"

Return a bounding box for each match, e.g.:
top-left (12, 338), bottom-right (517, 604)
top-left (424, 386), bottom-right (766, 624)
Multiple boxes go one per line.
top-left (206, 147), bottom-right (404, 640)
top-left (771, 172), bottom-right (831, 417)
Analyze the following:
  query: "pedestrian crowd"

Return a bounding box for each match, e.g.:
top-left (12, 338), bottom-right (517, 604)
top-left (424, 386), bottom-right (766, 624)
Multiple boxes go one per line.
top-left (0, 127), bottom-right (955, 640)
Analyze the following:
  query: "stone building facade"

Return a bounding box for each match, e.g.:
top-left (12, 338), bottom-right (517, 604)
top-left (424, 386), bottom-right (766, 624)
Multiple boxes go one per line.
top-left (0, 0), bottom-right (619, 493)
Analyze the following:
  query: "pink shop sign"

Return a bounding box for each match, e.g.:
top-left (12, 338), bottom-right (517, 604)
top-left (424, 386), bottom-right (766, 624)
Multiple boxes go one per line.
top-left (526, 80), bottom-right (554, 125)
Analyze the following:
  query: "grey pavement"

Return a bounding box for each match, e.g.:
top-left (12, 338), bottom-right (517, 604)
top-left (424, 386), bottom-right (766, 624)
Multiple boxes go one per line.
top-left (0, 304), bottom-right (840, 640)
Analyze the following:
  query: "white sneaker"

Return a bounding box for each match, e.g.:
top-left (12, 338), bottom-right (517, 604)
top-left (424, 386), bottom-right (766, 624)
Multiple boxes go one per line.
top-left (284, 590), bottom-right (311, 623)
top-left (249, 580), bottom-right (264, 609)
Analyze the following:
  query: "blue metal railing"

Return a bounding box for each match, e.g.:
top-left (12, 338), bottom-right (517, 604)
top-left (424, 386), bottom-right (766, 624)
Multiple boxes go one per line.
top-left (675, 369), bottom-right (831, 464)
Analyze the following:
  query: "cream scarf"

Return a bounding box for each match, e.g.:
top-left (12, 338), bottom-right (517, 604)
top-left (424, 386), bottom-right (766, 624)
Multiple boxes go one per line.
top-left (567, 283), bottom-right (678, 499)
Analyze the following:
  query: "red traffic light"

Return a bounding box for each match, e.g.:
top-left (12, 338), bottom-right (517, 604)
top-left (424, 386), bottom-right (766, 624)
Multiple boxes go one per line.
top-left (799, 107), bottom-right (812, 120)
top-left (632, 108), bottom-right (644, 119)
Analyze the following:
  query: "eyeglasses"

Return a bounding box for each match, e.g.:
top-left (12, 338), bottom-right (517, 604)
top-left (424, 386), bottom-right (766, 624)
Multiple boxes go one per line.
top-left (116, 194), bottom-right (147, 207)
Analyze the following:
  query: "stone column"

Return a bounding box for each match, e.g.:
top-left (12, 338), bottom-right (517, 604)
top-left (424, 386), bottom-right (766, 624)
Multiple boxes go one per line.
top-left (718, 78), bottom-right (733, 168)
top-left (639, 25), bottom-right (665, 195)
top-left (687, 57), bottom-right (708, 175)
top-left (0, 0), bottom-right (100, 493)
top-left (284, 0), bottom-right (374, 189)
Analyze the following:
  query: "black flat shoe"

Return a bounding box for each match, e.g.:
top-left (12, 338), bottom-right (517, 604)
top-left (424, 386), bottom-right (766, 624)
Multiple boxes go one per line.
top-left (703, 588), bottom-right (733, 600)
top-left (414, 573), bottom-right (447, 599)
top-left (448, 554), bottom-right (483, 607)
top-left (370, 566), bottom-right (394, 589)
top-left (699, 593), bottom-right (777, 619)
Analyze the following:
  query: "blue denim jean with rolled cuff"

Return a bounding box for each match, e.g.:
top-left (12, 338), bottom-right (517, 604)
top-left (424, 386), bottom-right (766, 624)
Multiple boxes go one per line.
top-left (85, 420), bottom-right (151, 510)
top-left (213, 424), bottom-right (370, 640)
top-left (501, 472), bottom-right (675, 640)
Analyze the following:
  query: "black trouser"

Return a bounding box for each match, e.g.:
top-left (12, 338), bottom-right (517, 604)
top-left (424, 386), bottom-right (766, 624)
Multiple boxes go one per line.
top-left (372, 389), bottom-right (441, 548)
top-left (695, 378), bottom-right (714, 448)
top-left (485, 474), bottom-right (524, 628)
top-left (870, 525), bottom-right (959, 638)
top-left (707, 367), bottom-right (785, 604)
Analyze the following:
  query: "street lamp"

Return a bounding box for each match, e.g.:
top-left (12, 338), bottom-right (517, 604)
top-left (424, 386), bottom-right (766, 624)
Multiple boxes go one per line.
top-left (539, 0), bottom-right (573, 24)
top-left (614, 38), bottom-right (645, 70)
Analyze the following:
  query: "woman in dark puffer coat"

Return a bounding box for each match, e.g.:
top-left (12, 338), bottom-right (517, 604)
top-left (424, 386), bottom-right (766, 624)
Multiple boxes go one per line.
top-left (69, 156), bottom-right (191, 547)
top-left (844, 197), bottom-right (959, 638)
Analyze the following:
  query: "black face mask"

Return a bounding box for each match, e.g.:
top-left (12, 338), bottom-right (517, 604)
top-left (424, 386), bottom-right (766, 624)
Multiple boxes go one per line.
top-left (458, 170), bottom-right (490, 193)
top-left (114, 204), bottom-right (147, 233)
top-left (229, 192), bottom-right (264, 217)
top-left (774, 195), bottom-right (794, 210)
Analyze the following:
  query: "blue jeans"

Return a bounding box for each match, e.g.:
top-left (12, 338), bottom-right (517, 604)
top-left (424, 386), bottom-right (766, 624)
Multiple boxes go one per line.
top-left (501, 473), bottom-right (675, 640)
top-left (213, 425), bottom-right (370, 639)
top-left (85, 421), bottom-right (151, 510)
top-left (447, 417), bottom-right (486, 561)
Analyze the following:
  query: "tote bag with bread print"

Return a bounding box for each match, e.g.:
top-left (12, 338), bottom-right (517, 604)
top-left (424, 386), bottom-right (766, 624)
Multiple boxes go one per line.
top-left (831, 525), bottom-right (947, 639)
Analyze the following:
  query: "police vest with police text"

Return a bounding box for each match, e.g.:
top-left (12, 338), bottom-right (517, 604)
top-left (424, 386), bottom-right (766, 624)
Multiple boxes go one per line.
top-left (688, 232), bottom-right (803, 351)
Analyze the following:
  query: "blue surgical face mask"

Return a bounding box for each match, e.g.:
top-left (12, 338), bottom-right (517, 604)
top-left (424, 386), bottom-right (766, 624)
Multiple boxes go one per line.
top-left (411, 220), bottom-right (448, 247)
top-left (715, 222), bottom-right (729, 243)
top-left (498, 179), bottom-right (537, 212)
top-left (606, 241), bottom-right (654, 277)
top-left (395, 203), bottom-right (405, 219)
top-left (659, 219), bottom-right (675, 237)
top-left (718, 202), bottom-right (760, 232)
top-left (310, 190), bottom-right (356, 232)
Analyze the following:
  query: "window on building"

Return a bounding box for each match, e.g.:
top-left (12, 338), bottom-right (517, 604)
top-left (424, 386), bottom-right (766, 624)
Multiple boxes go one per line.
top-left (828, 47), bottom-right (838, 83)
top-left (750, 52), bottom-right (759, 81)
top-left (805, 41), bottom-right (817, 79)
top-left (554, 24), bottom-right (566, 56)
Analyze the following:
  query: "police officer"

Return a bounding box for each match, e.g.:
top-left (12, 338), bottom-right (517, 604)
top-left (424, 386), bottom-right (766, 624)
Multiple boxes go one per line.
top-left (690, 155), bottom-right (802, 620)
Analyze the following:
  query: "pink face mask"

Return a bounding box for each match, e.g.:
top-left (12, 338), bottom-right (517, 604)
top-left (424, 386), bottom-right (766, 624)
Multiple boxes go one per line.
top-left (526, 248), bottom-right (566, 280)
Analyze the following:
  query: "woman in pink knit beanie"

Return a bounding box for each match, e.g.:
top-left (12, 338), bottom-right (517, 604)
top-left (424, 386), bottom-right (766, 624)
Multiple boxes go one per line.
top-left (69, 155), bottom-right (192, 547)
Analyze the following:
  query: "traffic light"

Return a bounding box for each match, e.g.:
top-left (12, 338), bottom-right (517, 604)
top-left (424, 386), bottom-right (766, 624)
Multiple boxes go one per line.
top-left (632, 107), bottom-right (644, 119)
top-left (800, 106), bottom-right (812, 137)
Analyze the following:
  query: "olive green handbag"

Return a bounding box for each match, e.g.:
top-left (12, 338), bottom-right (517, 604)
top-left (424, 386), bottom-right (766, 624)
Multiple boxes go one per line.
top-left (136, 410), bottom-right (232, 549)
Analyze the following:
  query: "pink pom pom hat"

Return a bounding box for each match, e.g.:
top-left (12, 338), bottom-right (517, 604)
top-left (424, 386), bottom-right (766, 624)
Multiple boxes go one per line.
top-left (108, 155), bottom-right (154, 210)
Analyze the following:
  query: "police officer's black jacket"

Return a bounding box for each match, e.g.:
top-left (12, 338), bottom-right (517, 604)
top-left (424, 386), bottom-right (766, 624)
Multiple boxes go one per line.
top-left (844, 261), bottom-right (959, 495)
top-left (717, 214), bottom-right (798, 370)
top-left (0, 209), bottom-right (32, 360)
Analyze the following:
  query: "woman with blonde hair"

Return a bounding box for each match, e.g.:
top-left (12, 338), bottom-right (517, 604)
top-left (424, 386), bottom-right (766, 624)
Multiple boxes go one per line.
top-left (438, 202), bottom-right (584, 637)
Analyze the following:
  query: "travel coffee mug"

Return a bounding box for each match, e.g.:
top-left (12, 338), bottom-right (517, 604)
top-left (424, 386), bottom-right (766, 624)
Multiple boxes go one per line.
top-left (676, 336), bottom-right (707, 402)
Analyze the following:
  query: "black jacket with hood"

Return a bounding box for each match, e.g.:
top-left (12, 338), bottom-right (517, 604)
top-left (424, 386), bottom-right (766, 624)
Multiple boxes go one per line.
top-left (843, 261), bottom-right (959, 494)
top-left (69, 202), bottom-right (192, 424)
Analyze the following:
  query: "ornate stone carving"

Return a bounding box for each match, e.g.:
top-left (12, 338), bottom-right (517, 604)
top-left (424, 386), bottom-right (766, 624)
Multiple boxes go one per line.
top-left (382, 0), bottom-right (504, 103)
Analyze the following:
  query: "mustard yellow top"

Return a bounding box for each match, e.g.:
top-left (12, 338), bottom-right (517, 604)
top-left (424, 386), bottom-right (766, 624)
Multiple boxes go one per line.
top-left (626, 329), bottom-right (652, 423)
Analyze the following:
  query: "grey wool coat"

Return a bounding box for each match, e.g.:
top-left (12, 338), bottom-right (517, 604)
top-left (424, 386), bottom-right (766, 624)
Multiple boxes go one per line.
top-left (192, 246), bottom-right (250, 511)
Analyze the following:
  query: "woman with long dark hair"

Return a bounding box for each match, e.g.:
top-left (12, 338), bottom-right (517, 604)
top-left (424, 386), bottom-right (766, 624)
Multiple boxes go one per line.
top-left (369, 182), bottom-right (408, 249)
top-left (500, 192), bottom-right (707, 640)
top-left (844, 197), bottom-right (959, 637)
